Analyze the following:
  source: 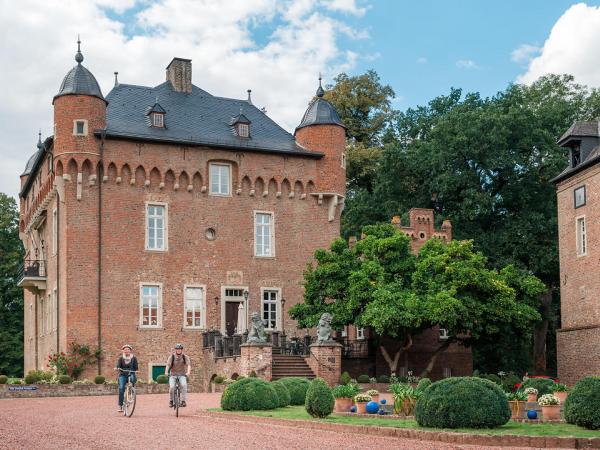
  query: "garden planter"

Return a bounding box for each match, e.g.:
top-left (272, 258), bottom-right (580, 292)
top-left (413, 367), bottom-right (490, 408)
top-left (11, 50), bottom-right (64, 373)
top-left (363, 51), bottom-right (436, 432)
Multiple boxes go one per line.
top-left (554, 391), bottom-right (568, 403)
top-left (542, 405), bottom-right (561, 420)
top-left (508, 401), bottom-right (526, 419)
top-left (334, 397), bottom-right (353, 413)
top-left (527, 393), bottom-right (537, 402)
top-left (355, 401), bottom-right (368, 414)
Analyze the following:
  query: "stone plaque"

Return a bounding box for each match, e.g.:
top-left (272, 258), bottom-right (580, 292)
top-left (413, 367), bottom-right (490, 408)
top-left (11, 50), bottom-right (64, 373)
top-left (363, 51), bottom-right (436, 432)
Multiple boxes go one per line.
top-left (328, 356), bottom-right (336, 363)
top-left (227, 271), bottom-right (243, 285)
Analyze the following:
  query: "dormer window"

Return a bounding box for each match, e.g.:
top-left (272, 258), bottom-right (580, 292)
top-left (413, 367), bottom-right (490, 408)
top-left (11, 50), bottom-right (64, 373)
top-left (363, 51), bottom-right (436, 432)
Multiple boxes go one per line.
top-left (230, 112), bottom-right (251, 138)
top-left (571, 145), bottom-right (581, 168)
top-left (152, 113), bottom-right (164, 128)
top-left (238, 123), bottom-right (249, 138)
top-left (147, 102), bottom-right (166, 128)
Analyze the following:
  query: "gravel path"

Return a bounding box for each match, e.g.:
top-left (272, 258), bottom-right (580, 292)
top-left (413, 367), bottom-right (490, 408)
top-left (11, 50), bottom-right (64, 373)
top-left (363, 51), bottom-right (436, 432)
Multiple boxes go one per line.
top-left (0, 394), bottom-right (551, 449)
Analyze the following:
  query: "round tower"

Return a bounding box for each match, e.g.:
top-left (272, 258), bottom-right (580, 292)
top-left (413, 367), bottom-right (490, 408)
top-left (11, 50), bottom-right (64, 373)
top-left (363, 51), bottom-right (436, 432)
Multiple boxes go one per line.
top-left (295, 77), bottom-right (346, 195)
top-left (52, 39), bottom-right (106, 164)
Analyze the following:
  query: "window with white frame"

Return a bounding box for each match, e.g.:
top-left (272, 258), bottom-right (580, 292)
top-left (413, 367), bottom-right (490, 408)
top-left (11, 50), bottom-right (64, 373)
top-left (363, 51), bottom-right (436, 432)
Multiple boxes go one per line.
top-left (255, 212), bottom-right (273, 257)
top-left (73, 120), bottom-right (87, 136)
top-left (341, 152), bottom-right (346, 169)
top-left (356, 327), bottom-right (365, 340)
top-left (146, 204), bottom-right (167, 251)
top-left (262, 289), bottom-right (279, 329)
top-left (210, 163), bottom-right (231, 196)
top-left (439, 328), bottom-right (449, 340)
top-left (152, 113), bottom-right (164, 128)
top-left (238, 123), bottom-right (249, 138)
top-left (140, 284), bottom-right (161, 327)
top-left (52, 208), bottom-right (57, 256)
top-left (574, 186), bottom-right (586, 208)
top-left (341, 327), bottom-right (347, 338)
top-left (184, 286), bottom-right (205, 328)
top-left (576, 217), bottom-right (587, 256)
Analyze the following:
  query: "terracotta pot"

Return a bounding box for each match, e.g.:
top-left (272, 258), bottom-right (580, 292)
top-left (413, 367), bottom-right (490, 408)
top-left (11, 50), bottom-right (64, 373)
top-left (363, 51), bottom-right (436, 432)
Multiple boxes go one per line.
top-left (527, 393), bottom-right (537, 402)
top-left (542, 405), bottom-right (561, 421)
top-left (370, 394), bottom-right (379, 403)
top-left (334, 397), bottom-right (353, 413)
top-left (509, 401), bottom-right (527, 419)
top-left (355, 401), bottom-right (368, 414)
top-left (554, 391), bottom-right (568, 403)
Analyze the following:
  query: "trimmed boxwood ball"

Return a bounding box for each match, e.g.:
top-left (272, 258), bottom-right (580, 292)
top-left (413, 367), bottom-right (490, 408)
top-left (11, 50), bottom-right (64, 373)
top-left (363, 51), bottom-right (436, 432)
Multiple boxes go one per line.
top-left (416, 378), bottom-right (432, 392)
top-left (0, 375), bottom-right (8, 384)
top-left (271, 380), bottom-right (291, 408)
top-left (24, 372), bottom-right (39, 385)
top-left (278, 377), bottom-right (311, 405)
top-left (58, 375), bottom-right (72, 384)
top-left (156, 374), bottom-right (168, 384)
top-left (305, 377), bottom-right (334, 418)
top-left (377, 375), bottom-right (390, 383)
top-left (221, 378), bottom-right (279, 411)
top-left (415, 377), bottom-right (511, 429)
top-left (357, 374), bottom-right (370, 383)
top-left (564, 376), bottom-right (600, 430)
top-left (519, 378), bottom-right (555, 396)
top-left (94, 375), bottom-right (105, 384)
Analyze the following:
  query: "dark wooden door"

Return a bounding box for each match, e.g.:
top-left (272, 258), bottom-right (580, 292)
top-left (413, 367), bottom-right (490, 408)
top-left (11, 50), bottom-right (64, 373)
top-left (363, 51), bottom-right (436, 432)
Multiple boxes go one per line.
top-left (225, 302), bottom-right (239, 336)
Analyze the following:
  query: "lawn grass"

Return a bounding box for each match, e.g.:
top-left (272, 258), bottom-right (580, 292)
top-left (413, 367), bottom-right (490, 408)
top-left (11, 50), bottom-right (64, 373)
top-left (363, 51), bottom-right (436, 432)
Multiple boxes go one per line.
top-left (213, 406), bottom-right (600, 439)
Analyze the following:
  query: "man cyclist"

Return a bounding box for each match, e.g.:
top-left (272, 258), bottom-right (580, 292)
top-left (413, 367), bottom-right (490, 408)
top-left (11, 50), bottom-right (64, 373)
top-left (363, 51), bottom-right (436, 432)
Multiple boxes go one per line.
top-left (166, 343), bottom-right (191, 407)
top-left (115, 344), bottom-right (138, 412)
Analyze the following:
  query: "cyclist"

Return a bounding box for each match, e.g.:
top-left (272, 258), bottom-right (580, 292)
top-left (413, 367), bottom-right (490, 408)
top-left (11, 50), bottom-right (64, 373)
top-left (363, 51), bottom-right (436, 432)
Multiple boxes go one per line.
top-left (115, 344), bottom-right (138, 412)
top-left (166, 343), bottom-right (191, 408)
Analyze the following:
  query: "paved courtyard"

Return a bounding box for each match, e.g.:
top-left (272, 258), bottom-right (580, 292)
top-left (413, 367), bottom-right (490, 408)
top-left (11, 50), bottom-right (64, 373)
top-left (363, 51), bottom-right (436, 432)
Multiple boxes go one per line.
top-left (0, 393), bottom-right (553, 450)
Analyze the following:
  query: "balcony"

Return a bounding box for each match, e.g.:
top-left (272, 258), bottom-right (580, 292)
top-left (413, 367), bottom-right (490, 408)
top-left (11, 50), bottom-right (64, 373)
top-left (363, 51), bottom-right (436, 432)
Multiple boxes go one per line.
top-left (17, 260), bottom-right (47, 293)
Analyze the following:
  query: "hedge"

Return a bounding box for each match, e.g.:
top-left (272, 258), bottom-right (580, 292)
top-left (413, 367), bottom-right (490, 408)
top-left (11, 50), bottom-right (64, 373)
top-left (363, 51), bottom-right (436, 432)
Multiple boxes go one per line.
top-left (94, 375), bottom-right (106, 384)
top-left (564, 377), bottom-right (600, 430)
top-left (377, 375), bottom-right (390, 383)
top-left (221, 377), bottom-right (279, 411)
top-left (415, 377), bottom-right (511, 429)
top-left (305, 378), bottom-right (334, 418)
top-left (58, 375), bottom-right (72, 384)
top-left (271, 380), bottom-right (291, 408)
top-left (416, 378), bottom-right (432, 392)
top-left (156, 374), bottom-right (168, 384)
top-left (357, 374), bottom-right (370, 383)
top-left (519, 377), bottom-right (555, 396)
top-left (277, 377), bottom-right (311, 405)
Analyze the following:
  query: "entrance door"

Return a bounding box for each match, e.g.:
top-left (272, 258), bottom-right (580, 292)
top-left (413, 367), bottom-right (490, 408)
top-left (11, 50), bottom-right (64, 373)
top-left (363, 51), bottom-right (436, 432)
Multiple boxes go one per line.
top-left (225, 302), bottom-right (240, 336)
top-left (152, 365), bottom-right (166, 381)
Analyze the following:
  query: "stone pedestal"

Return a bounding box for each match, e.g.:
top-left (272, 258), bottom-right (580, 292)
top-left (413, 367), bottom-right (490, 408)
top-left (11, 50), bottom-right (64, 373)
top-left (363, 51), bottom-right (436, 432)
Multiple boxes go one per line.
top-left (307, 341), bottom-right (342, 386)
top-left (240, 343), bottom-right (272, 381)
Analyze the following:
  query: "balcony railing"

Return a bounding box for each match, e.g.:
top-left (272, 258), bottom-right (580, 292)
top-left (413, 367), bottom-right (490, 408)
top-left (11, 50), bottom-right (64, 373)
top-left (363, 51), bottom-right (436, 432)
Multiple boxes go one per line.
top-left (17, 260), bottom-right (47, 292)
top-left (201, 330), bottom-right (317, 358)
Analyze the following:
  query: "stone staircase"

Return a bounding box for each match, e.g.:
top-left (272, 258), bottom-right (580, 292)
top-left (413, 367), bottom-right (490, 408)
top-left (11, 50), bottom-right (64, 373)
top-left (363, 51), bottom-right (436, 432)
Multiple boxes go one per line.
top-left (271, 354), bottom-right (315, 380)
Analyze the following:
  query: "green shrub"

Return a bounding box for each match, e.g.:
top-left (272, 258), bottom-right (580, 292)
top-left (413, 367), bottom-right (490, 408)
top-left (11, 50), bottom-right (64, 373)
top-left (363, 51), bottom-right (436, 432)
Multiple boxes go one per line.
top-left (377, 375), bottom-right (390, 383)
top-left (221, 378), bottom-right (279, 411)
top-left (479, 374), bottom-right (501, 385)
top-left (520, 377), bottom-right (555, 396)
top-left (271, 380), bottom-right (291, 408)
top-left (415, 377), bottom-right (511, 429)
top-left (24, 371), bottom-right (40, 385)
top-left (213, 375), bottom-right (225, 384)
top-left (564, 377), bottom-right (600, 430)
top-left (249, 370), bottom-right (257, 378)
top-left (278, 377), bottom-right (311, 405)
top-left (416, 378), bottom-right (432, 392)
top-left (156, 374), bottom-right (168, 384)
top-left (357, 374), bottom-right (370, 383)
top-left (94, 375), bottom-right (105, 384)
top-left (332, 384), bottom-right (359, 398)
top-left (0, 375), bottom-right (8, 384)
top-left (500, 373), bottom-right (521, 393)
top-left (58, 375), bottom-right (72, 384)
top-left (339, 371), bottom-right (352, 385)
top-left (305, 378), bottom-right (334, 418)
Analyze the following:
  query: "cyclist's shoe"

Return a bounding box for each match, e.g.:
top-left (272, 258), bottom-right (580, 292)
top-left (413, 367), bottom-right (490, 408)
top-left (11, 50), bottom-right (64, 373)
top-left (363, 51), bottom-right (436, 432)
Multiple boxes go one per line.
top-left (180, 401), bottom-right (187, 407)
top-left (117, 406), bottom-right (123, 412)
top-left (169, 400), bottom-right (173, 407)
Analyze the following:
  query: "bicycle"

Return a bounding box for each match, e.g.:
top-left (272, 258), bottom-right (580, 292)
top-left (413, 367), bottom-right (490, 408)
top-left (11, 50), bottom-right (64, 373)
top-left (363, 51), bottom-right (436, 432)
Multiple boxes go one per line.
top-left (171, 376), bottom-right (182, 417)
top-left (116, 369), bottom-right (137, 417)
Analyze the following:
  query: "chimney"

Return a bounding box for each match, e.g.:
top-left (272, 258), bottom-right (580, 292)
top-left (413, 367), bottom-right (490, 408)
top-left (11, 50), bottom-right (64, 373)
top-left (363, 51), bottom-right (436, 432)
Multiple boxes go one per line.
top-left (166, 58), bottom-right (192, 93)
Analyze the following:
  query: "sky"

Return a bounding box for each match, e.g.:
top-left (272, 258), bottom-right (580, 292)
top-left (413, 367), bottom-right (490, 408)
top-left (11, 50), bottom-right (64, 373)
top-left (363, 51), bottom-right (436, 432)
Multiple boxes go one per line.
top-left (2, 0), bottom-right (600, 200)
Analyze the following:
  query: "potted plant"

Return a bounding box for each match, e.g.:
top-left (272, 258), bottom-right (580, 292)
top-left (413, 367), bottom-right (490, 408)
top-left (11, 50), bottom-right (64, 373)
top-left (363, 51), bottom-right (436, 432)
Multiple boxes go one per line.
top-left (354, 393), bottom-right (372, 414)
top-left (538, 394), bottom-right (561, 420)
top-left (366, 389), bottom-right (380, 403)
top-left (551, 383), bottom-right (569, 403)
top-left (332, 384), bottom-right (358, 412)
top-left (506, 391), bottom-right (527, 419)
top-left (524, 387), bottom-right (538, 402)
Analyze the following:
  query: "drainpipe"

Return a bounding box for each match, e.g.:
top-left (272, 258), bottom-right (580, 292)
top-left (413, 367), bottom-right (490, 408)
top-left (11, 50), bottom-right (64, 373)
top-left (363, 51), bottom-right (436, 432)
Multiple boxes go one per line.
top-left (97, 130), bottom-right (106, 375)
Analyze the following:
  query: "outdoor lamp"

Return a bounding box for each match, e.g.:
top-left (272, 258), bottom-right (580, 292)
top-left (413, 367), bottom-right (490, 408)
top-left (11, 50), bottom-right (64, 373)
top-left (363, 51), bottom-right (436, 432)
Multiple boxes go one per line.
top-left (214, 296), bottom-right (219, 306)
top-left (243, 290), bottom-right (249, 301)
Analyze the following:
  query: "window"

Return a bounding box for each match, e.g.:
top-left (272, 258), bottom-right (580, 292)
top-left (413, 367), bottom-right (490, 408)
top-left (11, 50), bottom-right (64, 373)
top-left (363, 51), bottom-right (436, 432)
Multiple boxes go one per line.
top-left (574, 186), bottom-right (586, 208)
top-left (439, 328), bottom-right (449, 340)
top-left (73, 120), bottom-right (87, 136)
top-left (53, 288), bottom-right (57, 331)
top-left (140, 284), bottom-right (161, 327)
top-left (341, 153), bottom-right (346, 169)
top-left (238, 123), bottom-right (249, 138)
top-left (152, 113), bottom-right (164, 128)
top-left (356, 327), bottom-right (365, 340)
top-left (184, 286), bottom-right (205, 329)
top-left (576, 216), bottom-right (587, 256)
top-left (262, 289), bottom-right (279, 330)
top-left (39, 298), bottom-right (44, 336)
top-left (47, 293), bottom-right (52, 333)
top-left (210, 163), bottom-right (231, 196)
top-left (146, 203), bottom-right (167, 251)
top-left (255, 212), bottom-right (274, 257)
top-left (52, 208), bottom-right (57, 256)
top-left (341, 328), bottom-right (347, 338)
top-left (443, 367), bottom-right (452, 378)
top-left (571, 147), bottom-right (581, 167)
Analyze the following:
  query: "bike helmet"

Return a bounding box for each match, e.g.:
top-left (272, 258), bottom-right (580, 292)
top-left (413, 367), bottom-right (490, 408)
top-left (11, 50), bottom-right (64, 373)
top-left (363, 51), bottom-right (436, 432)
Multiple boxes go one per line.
top-left (174, 343), bottom-right (184, 349)
top-left (122, 344), bottom-right (132, 350)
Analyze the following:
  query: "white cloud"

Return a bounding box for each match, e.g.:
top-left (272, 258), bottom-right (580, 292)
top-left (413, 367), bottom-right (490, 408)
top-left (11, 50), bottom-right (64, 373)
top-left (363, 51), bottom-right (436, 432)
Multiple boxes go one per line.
top-left (416, 56), bottom-right (427, 64)
top-left (511, 44), bottom-right (541, 65)
top-left (0, 0), bottom-right (369, 199)
top-left (517, 3), bottom-right (600, 85)
top-left (456, 59), bottom-right (480, 70)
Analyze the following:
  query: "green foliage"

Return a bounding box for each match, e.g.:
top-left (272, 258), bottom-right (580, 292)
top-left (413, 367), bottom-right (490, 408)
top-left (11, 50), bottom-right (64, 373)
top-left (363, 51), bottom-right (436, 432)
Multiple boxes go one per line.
top-left (271, 380), bottom-right (291, 408)
top-left (506, 391), bottom-right (527, 401)
top-left (94, 375), bottom-right (105, 384)
top-left (24, 370), bottom-right (54, 385)
top-left (305, 378), bottom-right (334, 418)
top-left (500, 373), bottom-right (522, 393)
top-left (357, 374), bottom-right (370, 383)
top-left (339, 371), bottom-right (352, 385)
top-left (47, 342), bottom-right (102, 379)
top-left (520, 378), bottom-right (555, 396)
top-left (221, 377), bottom-right (279, 411)
top-left (0, 193), bottom-right (24, 377)
top-left (58, 375), bottom-right (72, 384)
top-left (24, 372), bottom-right (38, 385)
top-left (551, 383), bottom-right (569, 392)
top-left (278, 377), bottom-right (311, 406)
top-left (377, 375), bottom-right (390, 383)
top-left (415, 377), bottom-right (511, 429)
top-left (0, 375), bottom-right (7, 384)
top-left (213, 375), bottom-right (225, 384)
top-left (564, 377), bottom-right (600, 430)
top-left (331, 383), bottom-right (359, 399)
top-left (416, 378), bottom-right (432, 392)
top-left (156, 374), bottom-right (168, 384)
top-left (479, 374), bottom-right (501, 385)
top-left (249, 370), bottom-right (257, 378)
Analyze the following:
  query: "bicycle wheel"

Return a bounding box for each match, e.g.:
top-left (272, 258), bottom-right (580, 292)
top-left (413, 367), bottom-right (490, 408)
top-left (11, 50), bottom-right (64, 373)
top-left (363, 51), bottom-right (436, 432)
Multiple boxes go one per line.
top-left (123, 386), bottom-right (129, 417)
top-left (174, 386), bottom-right (180, 417)
top-left (126, 385), bottom-right (136, 417)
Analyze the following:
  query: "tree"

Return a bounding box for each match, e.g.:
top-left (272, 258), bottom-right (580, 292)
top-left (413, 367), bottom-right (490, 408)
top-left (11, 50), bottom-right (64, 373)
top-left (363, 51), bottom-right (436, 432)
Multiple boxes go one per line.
top-left (0, 193), bottom-right (24, 377)
top-left (290, 224), bottom-right (543, 376)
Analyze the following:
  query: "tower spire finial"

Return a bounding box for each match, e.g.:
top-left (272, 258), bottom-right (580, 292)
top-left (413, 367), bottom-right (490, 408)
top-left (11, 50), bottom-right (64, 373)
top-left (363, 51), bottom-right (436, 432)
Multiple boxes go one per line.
top-left (37, 129), bottom-right (43, 149)
top-left (114, 71), bottom-right (119, 87)
top-left (316, 72), bottom-right (324, 97)
top-left (75, 35), bottom-right (84, 64)
top-left (247, 89), bottom-right (252, 105)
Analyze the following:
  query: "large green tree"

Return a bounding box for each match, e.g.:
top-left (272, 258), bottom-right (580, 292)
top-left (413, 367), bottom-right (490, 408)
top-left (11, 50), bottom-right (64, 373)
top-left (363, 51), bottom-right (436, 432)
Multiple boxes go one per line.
top-left (290, 224), bottom-right (543, 376)
top-left (0, 193), bottom-right (24, 377)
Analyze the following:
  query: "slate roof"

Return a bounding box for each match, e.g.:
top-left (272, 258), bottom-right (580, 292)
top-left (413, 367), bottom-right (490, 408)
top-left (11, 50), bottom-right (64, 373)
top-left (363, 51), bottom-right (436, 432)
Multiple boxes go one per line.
top-left (20, 136), bottom-right (53, 197)
top-left (103, 81), bottom-right (320, 157)
top-left (557, 121), bottom-right (599, 145)
top-left (552, 120), bottom-right (600, 183)
top-left (295, 97), bottom-right (345, 133)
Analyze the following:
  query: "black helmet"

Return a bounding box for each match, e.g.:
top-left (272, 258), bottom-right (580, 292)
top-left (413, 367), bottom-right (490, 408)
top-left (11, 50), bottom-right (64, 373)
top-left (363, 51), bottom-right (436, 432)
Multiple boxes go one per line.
top-left (174, 343), bottom-right (184, 349)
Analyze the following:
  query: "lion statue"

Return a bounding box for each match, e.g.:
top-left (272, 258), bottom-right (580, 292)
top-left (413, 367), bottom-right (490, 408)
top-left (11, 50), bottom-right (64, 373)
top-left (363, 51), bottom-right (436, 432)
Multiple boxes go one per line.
top-left (317, 312), bottom-right (333, 342)
top-left (247, 312), bottom-right (267, 343)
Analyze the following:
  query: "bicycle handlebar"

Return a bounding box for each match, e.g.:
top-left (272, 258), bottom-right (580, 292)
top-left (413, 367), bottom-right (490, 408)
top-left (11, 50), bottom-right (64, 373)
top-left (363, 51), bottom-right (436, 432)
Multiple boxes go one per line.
top-left (114, 368), bottom-right (138, 372)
